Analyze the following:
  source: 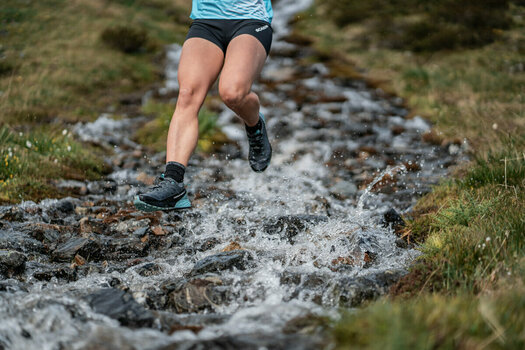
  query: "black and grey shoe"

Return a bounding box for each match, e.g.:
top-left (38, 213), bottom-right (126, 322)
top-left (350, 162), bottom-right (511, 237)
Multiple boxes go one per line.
top-left (134, 174), bottom-right (191, 212)
top-left (246, 114), bottom-right (272, 172)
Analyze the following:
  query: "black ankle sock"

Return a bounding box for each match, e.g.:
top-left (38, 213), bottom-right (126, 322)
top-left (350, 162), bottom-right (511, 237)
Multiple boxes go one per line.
top-left (164, 162), bottom-right (185, 182)
top-left (245, 118), bottom-right (263, 135)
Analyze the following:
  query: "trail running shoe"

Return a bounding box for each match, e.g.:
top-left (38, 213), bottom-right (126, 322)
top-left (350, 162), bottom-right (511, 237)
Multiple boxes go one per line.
top-left (134, 174), bottom-right (191, 212)
top-left (247, 114), bottom-right (272, 172)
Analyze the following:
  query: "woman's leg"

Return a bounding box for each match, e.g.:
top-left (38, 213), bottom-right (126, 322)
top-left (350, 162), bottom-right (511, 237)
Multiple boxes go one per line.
top-left (166, 38), bottom-right (225, 166)
top-left (218, 34), bottom-right (268, 126)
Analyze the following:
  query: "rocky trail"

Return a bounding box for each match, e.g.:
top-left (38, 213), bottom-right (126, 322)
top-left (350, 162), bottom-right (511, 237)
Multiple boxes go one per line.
top-left (0, 1), bottom-right (466, 349)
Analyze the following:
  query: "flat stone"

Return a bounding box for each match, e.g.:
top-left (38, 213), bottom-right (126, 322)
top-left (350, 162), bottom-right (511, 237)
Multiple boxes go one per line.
top-left (52, 237), bottom-right (102, 262)
top-left (190, 250), bottom-right (252, 276)
top-left (85, 288), bottom-right (155, 328)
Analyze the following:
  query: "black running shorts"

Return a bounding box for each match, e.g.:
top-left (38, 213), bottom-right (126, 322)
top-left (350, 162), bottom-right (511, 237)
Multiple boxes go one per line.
top-left (185, 19), bottom-right (273, 55)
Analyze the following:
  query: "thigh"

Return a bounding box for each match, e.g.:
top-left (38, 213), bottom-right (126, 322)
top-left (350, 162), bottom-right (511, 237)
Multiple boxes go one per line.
top-left (177, 37), bottom-right (225, 95)
top-left (218, 34), bottom-right (268, 93)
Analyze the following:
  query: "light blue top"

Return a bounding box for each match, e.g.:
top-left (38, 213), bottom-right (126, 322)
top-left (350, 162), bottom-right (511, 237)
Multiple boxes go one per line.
top-left (190, 0), bottom-right (273, 24)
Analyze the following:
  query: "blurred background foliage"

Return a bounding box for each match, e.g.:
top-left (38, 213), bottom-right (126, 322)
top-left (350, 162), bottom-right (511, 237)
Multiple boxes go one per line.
top-left (324, 0), bottom-right (522, 51)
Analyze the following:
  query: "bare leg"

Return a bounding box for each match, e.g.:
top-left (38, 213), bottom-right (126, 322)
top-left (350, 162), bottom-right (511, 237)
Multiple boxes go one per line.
top-left (218, 34), bottom-right (268, 127)
top-left (166, 38), bottom-right (224, 165)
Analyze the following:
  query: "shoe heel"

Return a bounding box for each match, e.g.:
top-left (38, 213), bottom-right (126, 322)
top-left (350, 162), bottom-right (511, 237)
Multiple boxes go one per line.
top-left (174, 193), bottom-right (192, 209)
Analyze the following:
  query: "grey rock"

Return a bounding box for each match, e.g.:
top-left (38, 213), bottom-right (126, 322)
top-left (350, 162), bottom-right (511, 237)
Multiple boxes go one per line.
top-left (85, 288), bottom-right (155, 328)
top-left (334, 270), bottom-right (406, 307)
top-left (0, 250), bottom-right (27, 277)
top-left (264, 215), bottom-right (328, 243)
top-left (190, 250), bottom-right (252, 276)
top-left (52, 237), bottom-right (102, 262)
top-left (33, 266), bottom-right (78, 282)
top-left (168, 277), bottom-right (228, 313)
top-left (381, 208), bottom-right (406, 233)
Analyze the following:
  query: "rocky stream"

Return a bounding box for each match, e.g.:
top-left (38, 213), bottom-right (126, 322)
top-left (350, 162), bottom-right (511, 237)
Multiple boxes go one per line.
top-left (0, 1), bottom-right (467, 349)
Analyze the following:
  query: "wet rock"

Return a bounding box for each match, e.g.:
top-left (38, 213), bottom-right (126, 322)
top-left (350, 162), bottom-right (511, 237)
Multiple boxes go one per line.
top-left (196, 237), bottom-right (220, 252)
top-left (329, 180), bottom-right (358, 199)
top-left (112, 219), bottom-right (150, 235)
top-left (52, 237), bottom-right (102, 262)
top-left (101, 235), bottom-right (150, 260)
top-left (0, 250), bottom-right (27, 277)
top-left (335, 270), bottom-right (406, 307)
top-left (0, 230), bottom-right (47, 253)
top-left (264, 215), bottom-right (328, 243)
top-left (52, 199), bottom-right (76, 213)
top-left (79, 217), bottom-right (106, 235)
top-left (381, 208), bottom-right (406, 234)
top-left (168, 277), bottom-right (228, 313)
top-left (0, 207), bottom-right (24, 222)
top-left (190, 250), bottom-right (252, 276)
top-left (135, 262), bottom-right (163, 277)
top-left (395, 237), bottom-right (409, 249)
top-left (85, 288), bottom-right (155, 328)
top-left (33, 266), bottom-right (78, 282)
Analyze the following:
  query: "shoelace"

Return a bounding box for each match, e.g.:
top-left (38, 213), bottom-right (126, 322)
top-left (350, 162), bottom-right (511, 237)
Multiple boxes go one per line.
top-left (248, 132), bottom-right (264, 153)
top-left (150, 177), bottom-right (175, 193)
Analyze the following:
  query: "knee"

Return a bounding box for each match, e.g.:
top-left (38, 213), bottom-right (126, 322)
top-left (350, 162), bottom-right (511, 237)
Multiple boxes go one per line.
top-left (219, 85), bottom-right (248, 109)
top-left (176, 87), bottom-right (201, 109)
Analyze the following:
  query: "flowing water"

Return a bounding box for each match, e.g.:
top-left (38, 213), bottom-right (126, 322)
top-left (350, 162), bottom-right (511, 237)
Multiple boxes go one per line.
top-left (0, 1), bottom-right (467, 349)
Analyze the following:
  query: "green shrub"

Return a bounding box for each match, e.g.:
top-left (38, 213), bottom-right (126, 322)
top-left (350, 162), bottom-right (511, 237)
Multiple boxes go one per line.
top-left (101, 25), bottom-right (150, 53)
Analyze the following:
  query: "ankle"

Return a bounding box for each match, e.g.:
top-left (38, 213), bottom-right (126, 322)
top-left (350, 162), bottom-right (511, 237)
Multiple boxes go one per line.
top-left (245, 117), bottom-right (263, 135)
top-left (165, 161), bottom-right (185, 182)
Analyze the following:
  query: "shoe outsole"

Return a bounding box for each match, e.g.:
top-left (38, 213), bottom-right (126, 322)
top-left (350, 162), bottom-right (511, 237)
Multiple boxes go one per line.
top-left (133, 193), bottom-right (191, 212)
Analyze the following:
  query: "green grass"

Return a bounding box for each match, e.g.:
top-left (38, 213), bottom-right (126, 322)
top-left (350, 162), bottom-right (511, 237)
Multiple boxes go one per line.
top-left (135, 99), bottom-right (228, 153)
top-left (0, 126), bottom-right (107, 203)
top-left (0, 0), bottom-right (189, 123)
top-left (334, 285), bottom-right (525, 350)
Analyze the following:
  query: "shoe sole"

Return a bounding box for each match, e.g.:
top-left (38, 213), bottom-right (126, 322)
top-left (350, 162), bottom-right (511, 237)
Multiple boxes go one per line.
top-left (133, 193), bottom-right (192, 212)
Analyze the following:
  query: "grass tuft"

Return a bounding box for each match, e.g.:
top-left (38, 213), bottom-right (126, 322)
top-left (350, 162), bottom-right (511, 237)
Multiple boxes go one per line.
top-left (0, 126), bottom-right (108, 203)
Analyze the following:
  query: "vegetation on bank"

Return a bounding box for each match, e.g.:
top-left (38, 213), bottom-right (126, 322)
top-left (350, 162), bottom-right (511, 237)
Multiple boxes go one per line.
top-left (0, 0), bottom-right (191, 202)
top-left (135, 99), bottom-right (227, 153)
top-left (294, 0), bottom-right (525, 347)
